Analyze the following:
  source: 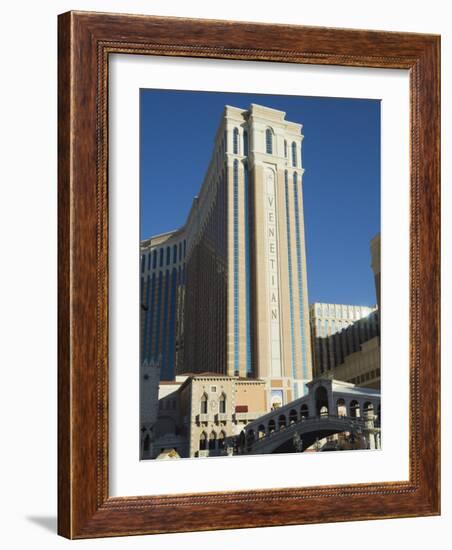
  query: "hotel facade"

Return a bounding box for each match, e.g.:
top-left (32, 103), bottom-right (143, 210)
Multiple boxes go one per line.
top-left (140, 104), bottom-right (313, 444)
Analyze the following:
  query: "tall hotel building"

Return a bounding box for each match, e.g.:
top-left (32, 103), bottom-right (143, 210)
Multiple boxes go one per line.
top-left (140, 104), bottom-right (313, 405)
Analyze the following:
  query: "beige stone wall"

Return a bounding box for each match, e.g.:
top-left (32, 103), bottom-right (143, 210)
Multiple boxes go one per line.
top-left (185, 376), bottom-right (267, 457)
top-left (235, 381), bottom-right (267, 412)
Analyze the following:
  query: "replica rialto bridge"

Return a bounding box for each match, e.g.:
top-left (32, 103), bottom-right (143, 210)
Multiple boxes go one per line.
top-left (235, 377), bottom-right (381, 454)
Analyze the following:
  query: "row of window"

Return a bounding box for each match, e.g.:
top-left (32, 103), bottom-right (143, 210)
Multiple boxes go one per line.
top-left (230, 126), bottom-right (299, 166)
top-left (200, 392), bottom-right (226, 414)
top-left (314, 315), bottom-right (379, 373)
top-left (315, 303), bottom-right (374, 320)
top-left (199, 430), bottom-right (226, 451)
top-left (244, 163), bottom-right (252, 376)
top-left (291, 171), bottom-right (309, 380)
top-left (245, 399), bottom-right (379, 440)
top-left (141, 240), bottom-right (187, 273)
top-left (284, 171), bottom-right (298, 389)
top-left (141, 267), bottom-right (185, 379)
top-left (316, 313), bottom-right (379, 338)
top-left (232, 159), bottom-right (253, 377)
top-left (232, 127), bottom-right (249, 156)
top-left (266, 129), bottom-right (299, 167)
top-left (349, 368), bottom-right (381, 385)
top-left (233, 160), bottom-right (240, 374)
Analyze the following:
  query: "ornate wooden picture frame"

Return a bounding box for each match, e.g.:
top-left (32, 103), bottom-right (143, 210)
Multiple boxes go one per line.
top-left (58, 11), bottom-right (440, 539)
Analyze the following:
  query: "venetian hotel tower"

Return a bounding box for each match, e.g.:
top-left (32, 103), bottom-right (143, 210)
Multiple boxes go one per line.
top-left (140, 104), bottom-right (313, 405)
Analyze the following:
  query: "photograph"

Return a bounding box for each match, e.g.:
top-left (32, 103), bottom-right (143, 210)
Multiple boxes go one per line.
top-left (139, 89), bottom-right (381, 460)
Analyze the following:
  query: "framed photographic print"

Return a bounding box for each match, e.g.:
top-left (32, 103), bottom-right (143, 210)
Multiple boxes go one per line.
top-left (58, 11), bottom-right (440, 538)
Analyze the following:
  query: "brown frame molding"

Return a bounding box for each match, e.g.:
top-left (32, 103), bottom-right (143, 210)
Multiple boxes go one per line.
top-left (58, 10), bottom-right (440, 539)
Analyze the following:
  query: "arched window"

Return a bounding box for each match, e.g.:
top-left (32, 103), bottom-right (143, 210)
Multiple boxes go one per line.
top-left (218, 431), bottom-right (226, 450)
top-left (233, 127), bottom-right (239, 154)
top-left (289, 409), bottom-right (298, 424)
top-left (363, 402), bottom-right (374, 419)
top-left (315, 386), bottom-right (329, 416)
top-left (152, 250), bottom-right (157, 269)
top-left (265, 128), bottom-right (273, 154)
top-left (300, 404), bottom-right (309, 419)
top-left (166, 246), bottom-right (170, 266)
top-left (336, 398), bottom-right (347, 417)
top-left (141, 255), bottom-right (145, 273)
top-left (208, 431), bottom-right (217, 450)
top-left (178, 242), bottom-right (182, 262)
top-left (291, 141), bottom-right (297, 167)
top-left (243, 130), bottom-right (249, 156)
top-left (278, 415), bottom-right (287, 430)
top-left (199, 432), bottom-right (207, 451)
top-left (172, 245), bottom-right (177, 263)
top-left (219, 393), bottom-right (226, 414)
top-left (349, 400), bottom-right (361, 418)
top-left (284, 139), bottom-right (287, 158)
top-left (200, 393), bottom-right (208, 414)
top-left (268, 419), bottom-right (276, 433)
top-left (159, 248), bottom-right (164, 267)
top-left (258, 425), bottom-right (266, 439)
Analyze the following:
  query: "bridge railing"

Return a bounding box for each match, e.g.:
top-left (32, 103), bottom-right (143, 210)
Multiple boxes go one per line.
top-left (242, 414), bottom-right (372, 451)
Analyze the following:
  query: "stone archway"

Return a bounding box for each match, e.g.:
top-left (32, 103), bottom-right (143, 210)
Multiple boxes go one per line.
top-left (315, 386), bottom-right (329, 417)
top-left (336, 398), bottom-right (347, 417)
top-left (349, 400), bottom-right (361, 418)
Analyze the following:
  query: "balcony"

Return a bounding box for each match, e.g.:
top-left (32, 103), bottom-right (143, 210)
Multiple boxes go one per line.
top-left (233, 412), bottom-right (261, 422)
top-left (196, 450), bottom-right (210, 458)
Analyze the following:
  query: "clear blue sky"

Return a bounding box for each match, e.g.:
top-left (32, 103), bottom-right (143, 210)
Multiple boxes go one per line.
top-left (140, 89), bottom-right (380, 307)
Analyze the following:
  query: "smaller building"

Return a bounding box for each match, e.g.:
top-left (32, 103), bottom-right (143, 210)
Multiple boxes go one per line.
top-left (179, 374), bottom-right (268, 458)
top-left (142, 373), bottom-right (269, 459)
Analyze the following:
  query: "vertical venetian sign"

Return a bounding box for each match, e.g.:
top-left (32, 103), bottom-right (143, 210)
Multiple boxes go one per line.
top-left (265, 168), bottom-right (282, 377)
